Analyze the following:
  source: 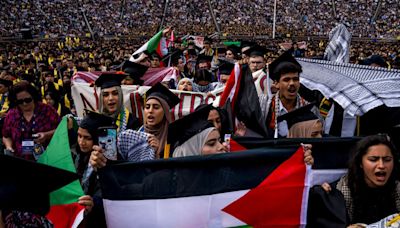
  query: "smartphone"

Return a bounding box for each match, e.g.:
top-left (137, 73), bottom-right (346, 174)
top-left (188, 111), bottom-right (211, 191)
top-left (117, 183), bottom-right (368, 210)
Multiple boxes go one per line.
top-left (98, 126), bottom-right (118, 160)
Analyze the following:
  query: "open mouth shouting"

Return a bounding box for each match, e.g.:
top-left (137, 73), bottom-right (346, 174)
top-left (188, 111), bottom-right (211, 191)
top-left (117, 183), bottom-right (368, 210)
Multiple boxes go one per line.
top-left (147, 115), bottom-right (155, 124)
top-left (374, 171), bottom-right (388, 183)
top-left (287, 86), bottom-right (297, 96)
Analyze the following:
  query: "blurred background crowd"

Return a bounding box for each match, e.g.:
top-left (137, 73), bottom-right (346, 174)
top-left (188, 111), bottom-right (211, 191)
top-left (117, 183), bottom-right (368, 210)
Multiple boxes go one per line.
top-left (0, 0), bottom-right (399, 38)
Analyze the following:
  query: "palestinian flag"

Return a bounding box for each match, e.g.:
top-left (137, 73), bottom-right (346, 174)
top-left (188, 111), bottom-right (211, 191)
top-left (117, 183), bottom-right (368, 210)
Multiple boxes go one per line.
top-left (38, 117), bottom-right (85, 227)
top-left (99, 138), bottom-right (356, 227)
top-left (219, 62), bottom-right (242, 111)
top-left (131, 30), bottom-right (168, 59)
top-left (219, 64), bottom-right (269, 137)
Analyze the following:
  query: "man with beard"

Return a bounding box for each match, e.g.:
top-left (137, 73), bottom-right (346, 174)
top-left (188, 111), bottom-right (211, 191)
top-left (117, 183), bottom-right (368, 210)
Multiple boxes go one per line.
top-left (262, 51), bottom-right (310, 138)
top-left (243, 45), bottom-right (272, 97)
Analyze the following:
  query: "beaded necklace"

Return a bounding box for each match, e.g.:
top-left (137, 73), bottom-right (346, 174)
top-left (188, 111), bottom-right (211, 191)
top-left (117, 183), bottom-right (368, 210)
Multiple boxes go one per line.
top-left (272, 91), bottom-right (306, 138)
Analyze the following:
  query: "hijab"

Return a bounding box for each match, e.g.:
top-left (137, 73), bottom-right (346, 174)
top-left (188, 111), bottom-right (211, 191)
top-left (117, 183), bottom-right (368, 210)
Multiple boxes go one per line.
top-left (287, 119), bottom-right (321, 138)
top-left (172, 127), bottom-right (215, 158)
top-left (144, 96), bottom-right (171, 158)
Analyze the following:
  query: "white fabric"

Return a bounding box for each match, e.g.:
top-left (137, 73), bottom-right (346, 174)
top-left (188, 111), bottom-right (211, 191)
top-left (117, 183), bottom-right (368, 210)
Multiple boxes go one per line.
top-left (298, 58), bottom-right (400, 116)
top-left (252, 69), bottom-right (272, 98)
top-left (324, 23), bottom-right (351, 63)
top-left (277, 99), bottom-right (290, 137)
top-left (103, 190), bottom-right (249, 228)
top-left (341, 112), bottom-right (357, 137)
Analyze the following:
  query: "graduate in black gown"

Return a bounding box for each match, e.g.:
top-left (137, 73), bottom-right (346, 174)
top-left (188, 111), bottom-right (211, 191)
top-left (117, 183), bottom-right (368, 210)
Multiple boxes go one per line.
top-left (308, 134), bottom-right (400, 227)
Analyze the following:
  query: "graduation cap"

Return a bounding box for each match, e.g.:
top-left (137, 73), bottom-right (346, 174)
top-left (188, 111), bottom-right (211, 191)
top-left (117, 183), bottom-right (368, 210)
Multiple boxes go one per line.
top-left (218, 60), bottom-right (235, 75)
top-left (0, 78), bottom-right (13, 87)
top-left (145, 82), bottom-right (180, 108)
top-left (197, 54), bottom-right (213, 65)
top-left (194, 69), bottom-right (213, 83)
top-left (277, 103), bottom-right (319, 129)
top-left (243, 45), bottom-right (268, 58)
top-left (168, 104), bottom-right (214, 148)
top-left (216, 47), bottom-right (227, 54)
top-left (226, 45), bottom-right (241, 58)
top-left (361, 55), bottom-right (388, 68)
top-left (0, 154), bottom-right (79, 215)
top-left (268, 50), bottom-right (302, 81)
top-left (121, 60), bottom-right (148, 80)
top-left (240, 41), bottom-right (256, 50)
top-left (203, 37), bottom-right (212, 44)
top-left (80, 109), bottom-right (115, 142)
top-left (95, 72), bottom-right (127, 89)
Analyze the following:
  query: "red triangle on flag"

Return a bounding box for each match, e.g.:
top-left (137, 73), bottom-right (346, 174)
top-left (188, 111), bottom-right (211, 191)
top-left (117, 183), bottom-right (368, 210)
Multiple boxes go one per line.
top-left (230, 139), bottom-right (247, 152)
top-left (223, 147), bottom-right (307, 227)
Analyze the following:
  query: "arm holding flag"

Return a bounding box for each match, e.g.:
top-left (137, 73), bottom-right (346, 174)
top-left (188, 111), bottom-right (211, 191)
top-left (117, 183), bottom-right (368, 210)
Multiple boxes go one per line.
top-left (309, 135), bottom-right (400, 226)
top-left (130, 27), bottom-right (171, 62)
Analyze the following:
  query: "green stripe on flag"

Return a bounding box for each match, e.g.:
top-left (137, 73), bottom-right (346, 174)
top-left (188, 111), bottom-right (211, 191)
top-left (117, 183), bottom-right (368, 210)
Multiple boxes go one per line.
top-left (38, 117), bottom-right (84, 205)
top-left (223, 41), bottom-right (241, 47)
top-left (147, 30), bottom-right (164, 53)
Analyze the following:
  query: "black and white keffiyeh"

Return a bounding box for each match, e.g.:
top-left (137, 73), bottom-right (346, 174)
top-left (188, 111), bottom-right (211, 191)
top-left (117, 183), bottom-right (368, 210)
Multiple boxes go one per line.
top-left (298, 58), bottom-right (400, 116)
top-left (118, 130), bottom-right (155, 162)
top-left (324, 23), bottom-right (351, 63)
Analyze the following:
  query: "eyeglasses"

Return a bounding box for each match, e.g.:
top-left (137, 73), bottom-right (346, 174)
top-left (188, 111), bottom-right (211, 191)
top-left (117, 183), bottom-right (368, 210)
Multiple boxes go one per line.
top-left (16, 97), bottom-right (33, 105)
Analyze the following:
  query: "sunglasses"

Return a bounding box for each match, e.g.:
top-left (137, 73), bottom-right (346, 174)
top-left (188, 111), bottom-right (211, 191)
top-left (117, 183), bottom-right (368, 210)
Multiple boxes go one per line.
top-left (16, 97), bottom-right (33, 105)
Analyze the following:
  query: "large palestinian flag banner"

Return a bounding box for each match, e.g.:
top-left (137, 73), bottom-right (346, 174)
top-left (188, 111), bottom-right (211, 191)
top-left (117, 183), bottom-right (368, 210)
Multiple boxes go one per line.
top-left (99, 138), bottom-right (359, 227)
top-left (38, 117), bottom-right (85, 227)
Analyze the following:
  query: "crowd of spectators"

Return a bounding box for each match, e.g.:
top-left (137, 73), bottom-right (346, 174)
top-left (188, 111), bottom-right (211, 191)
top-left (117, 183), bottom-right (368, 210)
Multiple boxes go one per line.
top-left (0, 0), bottom-right (399, 39)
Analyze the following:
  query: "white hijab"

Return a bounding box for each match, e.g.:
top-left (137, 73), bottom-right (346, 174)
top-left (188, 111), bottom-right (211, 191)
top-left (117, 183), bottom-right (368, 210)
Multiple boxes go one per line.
top-left (173, 127), bottom-right (215, 158)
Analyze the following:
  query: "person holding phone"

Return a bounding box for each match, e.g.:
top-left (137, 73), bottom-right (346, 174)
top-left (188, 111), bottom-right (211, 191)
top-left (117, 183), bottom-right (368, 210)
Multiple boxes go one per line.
top-left (90, 83), bottom-right (180, 169)
top-left (2, 81), bottom-right (60, 161)
top-left (73, 111), bottom-right (117, 228)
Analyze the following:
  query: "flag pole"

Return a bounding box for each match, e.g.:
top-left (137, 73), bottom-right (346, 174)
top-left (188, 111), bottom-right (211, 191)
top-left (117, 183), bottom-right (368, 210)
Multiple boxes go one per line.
top-left (159, 0), bottom-right (169, 30)
top-left (272, 0), bottom-right (277, 39)
top-left (207, 0), bottom-right (221, 34)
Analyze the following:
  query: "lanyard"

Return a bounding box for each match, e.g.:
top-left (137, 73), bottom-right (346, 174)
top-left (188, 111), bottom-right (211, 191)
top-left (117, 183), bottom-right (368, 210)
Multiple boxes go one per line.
top-left (20, 113), bottom-right (37, 137)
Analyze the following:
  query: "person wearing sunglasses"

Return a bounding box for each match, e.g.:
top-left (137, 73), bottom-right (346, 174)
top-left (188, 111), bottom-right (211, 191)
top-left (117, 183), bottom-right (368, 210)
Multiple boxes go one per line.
top-left (2, 81), bottom-right (60, 161)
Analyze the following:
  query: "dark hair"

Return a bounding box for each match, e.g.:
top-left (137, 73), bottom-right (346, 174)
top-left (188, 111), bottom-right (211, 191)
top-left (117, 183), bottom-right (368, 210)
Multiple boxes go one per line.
top-left (9, 80), bottom-right (41, 108)
top-left (195, 104), bottom-right (232, 136)
top-left (273, 62), bottom-right (302, 81)
top-left (44, 90), bottom-right (60, 108)
top-left (348, 134), bottom-right (399, 196)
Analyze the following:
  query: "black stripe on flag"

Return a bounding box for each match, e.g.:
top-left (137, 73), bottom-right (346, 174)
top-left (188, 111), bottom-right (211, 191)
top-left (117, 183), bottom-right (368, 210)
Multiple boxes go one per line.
top-left (234, 137), bottom-right (361, 169)
top-left (99, 146), bottom-right (298, 200)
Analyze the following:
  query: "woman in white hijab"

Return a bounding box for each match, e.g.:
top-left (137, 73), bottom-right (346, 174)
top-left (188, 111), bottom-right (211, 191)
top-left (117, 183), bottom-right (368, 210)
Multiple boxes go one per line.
top-left (169, 105), bottom-right (227, 158)
top-left (173, 127), bottom-right (226, 157)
